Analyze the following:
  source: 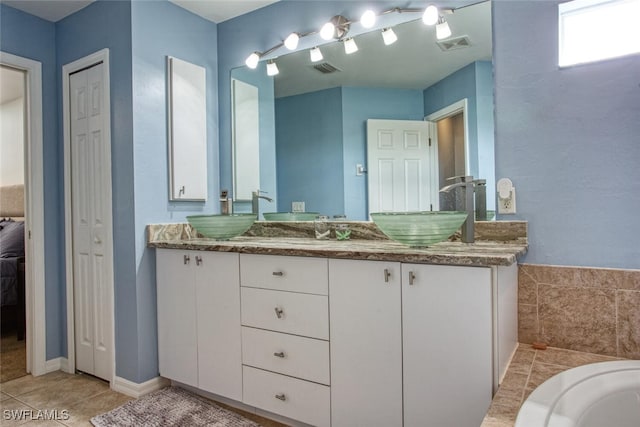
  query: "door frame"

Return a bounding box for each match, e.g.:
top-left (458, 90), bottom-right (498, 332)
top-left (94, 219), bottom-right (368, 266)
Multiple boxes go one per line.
top-left (62, 48), bottom-right (115, 384)
top-left (0, 52), bottom-right (46, 376)
top-left (425, 98), bottom-right (471, 178)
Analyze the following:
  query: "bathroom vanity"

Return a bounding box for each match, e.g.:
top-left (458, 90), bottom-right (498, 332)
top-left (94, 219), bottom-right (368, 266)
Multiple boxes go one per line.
top-left (149, 224), bottom-right (526, 427)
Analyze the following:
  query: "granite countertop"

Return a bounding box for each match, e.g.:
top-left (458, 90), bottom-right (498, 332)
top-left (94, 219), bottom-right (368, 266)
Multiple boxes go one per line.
top-left (148, 235), bottom-right (527, 267)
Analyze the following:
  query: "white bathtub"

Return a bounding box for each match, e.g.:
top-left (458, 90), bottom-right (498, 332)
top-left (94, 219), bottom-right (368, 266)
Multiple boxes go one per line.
top-left (515, 360), bottom-right (640, 427)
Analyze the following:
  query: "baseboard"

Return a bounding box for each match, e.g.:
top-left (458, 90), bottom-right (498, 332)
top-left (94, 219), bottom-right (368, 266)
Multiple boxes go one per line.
top-left (44, 357), bottom-right (68, 373)
top-left (112, 375), bottom-right (170, 398)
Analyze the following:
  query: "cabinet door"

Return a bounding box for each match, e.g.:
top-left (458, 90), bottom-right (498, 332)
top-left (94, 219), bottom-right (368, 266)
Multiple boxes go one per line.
top-left (329, 259), bottom-right (403, 427)
top-left (196, 252), bottom-right (242, 401)
top-left (156, 249), bottom-right (198, 387)
top-left (402, 264), bottom-right (492, 427)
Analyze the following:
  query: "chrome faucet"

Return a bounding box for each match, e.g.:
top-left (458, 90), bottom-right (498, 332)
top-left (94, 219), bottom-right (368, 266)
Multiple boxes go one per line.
top-left (252, 190), bottom-right (273, 218)
top-left (439, 176), bottom-right (475, 243)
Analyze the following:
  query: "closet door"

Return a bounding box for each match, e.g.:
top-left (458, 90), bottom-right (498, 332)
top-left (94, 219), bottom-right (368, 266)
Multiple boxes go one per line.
top-left (70, 63), bottom-right (112, 381)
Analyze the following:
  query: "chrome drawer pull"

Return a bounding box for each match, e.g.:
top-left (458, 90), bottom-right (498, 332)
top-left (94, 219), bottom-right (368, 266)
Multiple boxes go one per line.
top-left (272, 271), bottom-right (284, 276)
top-left (274, 307), bottom-right (284, 319)
top-left (275, 393), bottom-right (286, 401)
top-left (384, 268), bottom-right (391, 283)
top-left (273, 351), bottom-right (285, 358)
top-left (408, 271), bottom-right (416, 286)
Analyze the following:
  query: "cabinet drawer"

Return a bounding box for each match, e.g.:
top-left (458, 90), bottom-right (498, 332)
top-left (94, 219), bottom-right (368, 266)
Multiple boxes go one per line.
top-left (241, 287), bottom-right (329, 340)
top-left (240, 254), bottom-right (328, 295)
top-left (243, 366), bottom-right (330, 427)
top-left (242, 327), bottom-right (330, 385)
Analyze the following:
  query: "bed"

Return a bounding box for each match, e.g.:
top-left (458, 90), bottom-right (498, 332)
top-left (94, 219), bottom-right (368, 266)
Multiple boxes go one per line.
top-left (0, 184), bottom-right (26, 340)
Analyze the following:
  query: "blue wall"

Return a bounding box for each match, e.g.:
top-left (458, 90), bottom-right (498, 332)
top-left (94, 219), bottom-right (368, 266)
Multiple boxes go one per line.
top-left (494, 0), bottom-right (640, 269)
top-left (0, 5), bottom-right (62, 359)
top-left (341, 87), bottom-right (425, 219)
top-left (423, 60), bottom-right (496, 207)
top-left (130, 0), bottom-right (218, 382)
top-left (275, 87), bottom-right (345, 216)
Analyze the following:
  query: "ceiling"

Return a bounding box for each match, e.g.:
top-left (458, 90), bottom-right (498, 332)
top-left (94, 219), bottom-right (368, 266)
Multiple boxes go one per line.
top-left (2, 0), bottom-right (279, 23)
top-left (271, 1), bottom-right (492, 98)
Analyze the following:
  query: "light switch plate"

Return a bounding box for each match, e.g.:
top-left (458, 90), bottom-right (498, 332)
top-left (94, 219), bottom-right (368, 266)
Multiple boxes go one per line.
top-left (292, 201), bottom-right (305, 212)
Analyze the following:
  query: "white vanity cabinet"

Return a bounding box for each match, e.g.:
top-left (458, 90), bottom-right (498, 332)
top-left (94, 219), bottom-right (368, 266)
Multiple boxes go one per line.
top-left (239, 254), bottom-right (331, 427)
top-left (156, 249), bottom-right (242, 401)
top-left (330, 259), bottom-right (494, 427)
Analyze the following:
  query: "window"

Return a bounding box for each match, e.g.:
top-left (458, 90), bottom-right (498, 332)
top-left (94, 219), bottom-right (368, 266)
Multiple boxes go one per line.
top-left (558, 0), bottom-right (640, 67)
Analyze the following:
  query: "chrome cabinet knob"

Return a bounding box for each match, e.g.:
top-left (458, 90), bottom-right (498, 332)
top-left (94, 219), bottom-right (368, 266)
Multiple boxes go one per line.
top-left (273, 351), bottom-right (285, 358)
top-left (183, 255), bottom-right (190, 265)
top-left (408, 271), bottom-right (416, 285)
top-left (272, 271), bottom-right (284, 277)
top-left (195, 256), bottom-right (203, 266)
top-left (275, 393), bottom-right (286, 401)
top-left (384, 268), bottom-right (391, 283)
top-left (274, 307), bottom-right (284, 319)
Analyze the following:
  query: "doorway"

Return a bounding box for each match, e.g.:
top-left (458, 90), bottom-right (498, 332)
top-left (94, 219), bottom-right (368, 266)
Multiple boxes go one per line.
top-left (0, 51), bottom-right (47, 378)
top-left (63, 49), bottom-right (114, 384)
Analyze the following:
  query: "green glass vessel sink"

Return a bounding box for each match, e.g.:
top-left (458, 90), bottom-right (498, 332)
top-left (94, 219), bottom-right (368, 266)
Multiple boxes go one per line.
top-left (370, 211), bottom-right (468, 247)
top-left (187, 214), bottom-right (255, 240)
top-left (262, 212), bottom-right (320, 221)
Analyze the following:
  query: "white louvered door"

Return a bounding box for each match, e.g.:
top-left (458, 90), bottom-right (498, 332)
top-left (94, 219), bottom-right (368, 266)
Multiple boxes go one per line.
top-left (70, 63), bottom-right (112, 381)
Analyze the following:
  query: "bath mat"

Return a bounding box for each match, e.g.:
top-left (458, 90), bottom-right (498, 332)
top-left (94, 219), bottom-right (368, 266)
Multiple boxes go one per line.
top-left (91, 386), bottom-right (261, 427)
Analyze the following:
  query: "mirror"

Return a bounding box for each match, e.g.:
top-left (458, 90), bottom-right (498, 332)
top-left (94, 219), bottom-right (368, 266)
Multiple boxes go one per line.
top-left (168, 56), bottom-right (207, 201)
top-left (231, 1), bottom-right (493, 220)
top-left (232, 78), bottom-right (260, 200)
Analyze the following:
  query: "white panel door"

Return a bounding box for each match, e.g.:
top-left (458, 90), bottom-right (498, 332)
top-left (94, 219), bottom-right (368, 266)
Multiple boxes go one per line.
top-left (329, 259), bottom-right (403, 427)
top-left (196, 252), bottom-right (242, 400)
top-left (402, 263), bottom-right (493, 427)
top-left (367, 119), bottom-right (436, 214)
top-left (70, 63), bottom-right (112, 381)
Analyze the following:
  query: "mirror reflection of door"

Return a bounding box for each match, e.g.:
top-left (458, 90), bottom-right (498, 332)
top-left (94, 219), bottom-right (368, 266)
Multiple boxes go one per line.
top-left (366, 119), bottom-right (438, 215)
top-left (437, 112), bottom-right (466, 211)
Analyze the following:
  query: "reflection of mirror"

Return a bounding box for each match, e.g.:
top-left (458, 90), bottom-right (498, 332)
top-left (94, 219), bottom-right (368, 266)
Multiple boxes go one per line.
top-left (231, 1), bottom-right (493, 219)
top-left (232, 79), bottom-right (260, 200)
top-left (168, 56), bottom-right (207, 201)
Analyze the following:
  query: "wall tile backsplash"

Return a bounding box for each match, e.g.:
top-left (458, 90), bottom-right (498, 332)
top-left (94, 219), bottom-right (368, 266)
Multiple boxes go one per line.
top-left (518, 264), bottom-right (640, 359)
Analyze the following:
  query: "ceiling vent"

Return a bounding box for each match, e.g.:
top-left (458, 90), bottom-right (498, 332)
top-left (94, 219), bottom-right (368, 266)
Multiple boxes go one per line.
top-left (312, 62), bottom-right (342, 74)
top-left (436, 35), bottom-right (472, 52)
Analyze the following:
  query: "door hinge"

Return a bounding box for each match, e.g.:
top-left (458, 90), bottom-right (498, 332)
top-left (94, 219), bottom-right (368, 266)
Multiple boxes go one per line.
top-left (28, 230), bottom-right (32, 239)
top-left (428, 137), bottom-right (432, 147)
top-left (430, 204), bottom-right (433, 211)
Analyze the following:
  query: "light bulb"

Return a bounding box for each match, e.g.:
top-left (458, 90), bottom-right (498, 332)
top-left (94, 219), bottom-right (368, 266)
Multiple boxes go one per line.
top-left (245, 52), bottom-right (260, 69)
top-left (344, 38), bottom-right (358, 55)
top-left (382, 28), bottom-right (398, 45)
top-left (284, 32), bottom-right (299, 50)
top-left (436, 19), bottom-right (451, 40)
top-left (320, 22), bottom-right (335, 40)
top-left (310, 47), bottom-right (323, 62)
top-left (361, 10), bottom-right (376, 28)
top-left (422, 5), bottom-right (439, 26)
top-left (266, 60), bottom-right (279, 76)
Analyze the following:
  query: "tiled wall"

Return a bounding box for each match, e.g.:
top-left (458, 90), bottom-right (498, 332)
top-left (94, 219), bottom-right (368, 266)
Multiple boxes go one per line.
top-left (518, 264), bottom-right (640, 359)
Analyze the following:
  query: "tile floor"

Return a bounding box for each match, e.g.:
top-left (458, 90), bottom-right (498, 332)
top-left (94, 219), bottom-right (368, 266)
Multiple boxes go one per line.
top-left (481, 343), bottom-right (622, 427)
top-left (0, 371), bottom-right (285, 426)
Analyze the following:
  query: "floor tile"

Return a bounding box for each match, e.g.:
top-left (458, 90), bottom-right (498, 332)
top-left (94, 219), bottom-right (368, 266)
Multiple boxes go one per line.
top-left (62, 390), bottom-right (132, 427)
top-left (0, 397), bottom-right (35, 426)
top-left (14, 374), bottom-right (108, 411)
top-left (0, 372), bottom-right (71, 398)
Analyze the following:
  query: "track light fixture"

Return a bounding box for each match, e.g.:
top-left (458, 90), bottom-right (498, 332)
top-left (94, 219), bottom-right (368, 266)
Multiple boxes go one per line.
top-left (436, 17), bottom-right (451, 40)
top-left (266, 60), bottom-right (279, 76)
top-left (244, 3), bottom-right (456, 77)
top-left (284, 32), bottom-right (300, 50)
top-left (344, 38), bottom-right (358, 54)
top-left (381, 28), bottom-right (398, 45)
top-left (310, 47), bottom-right (324, 62)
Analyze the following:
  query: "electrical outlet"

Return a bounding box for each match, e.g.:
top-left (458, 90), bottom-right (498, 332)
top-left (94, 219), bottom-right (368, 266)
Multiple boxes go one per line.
top-left (498, 188), bottom-right (516, 214)
top-left (292, 201), bottom-right (305, 212)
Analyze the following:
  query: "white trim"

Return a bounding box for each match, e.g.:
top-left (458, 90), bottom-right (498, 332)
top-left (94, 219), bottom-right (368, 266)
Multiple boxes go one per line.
top-left (0, 52), bottom-right (46, 377)
top-left (425, 98), bottom-right (471, 176)
top-left (44, 357), bottom-right (70, 374)
top-left (112, 376), bottom-right (170, 398)
top-left (63, 48), bottom-right (116, 385)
